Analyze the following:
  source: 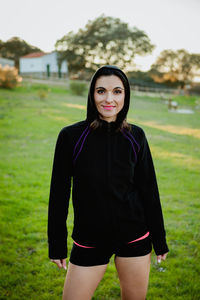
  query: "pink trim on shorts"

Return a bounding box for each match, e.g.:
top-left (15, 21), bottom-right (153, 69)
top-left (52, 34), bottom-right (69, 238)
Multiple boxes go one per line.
top-left (73, 241), bottom-right (95, 248)
top-left (73, 231), bottom-right (150, 248)
top-left (127, 231), bottom-right (150, 244)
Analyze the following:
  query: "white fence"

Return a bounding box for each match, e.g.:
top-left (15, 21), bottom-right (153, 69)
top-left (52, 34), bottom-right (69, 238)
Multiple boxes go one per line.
top-left (130, 85), bottom-right (185, 96)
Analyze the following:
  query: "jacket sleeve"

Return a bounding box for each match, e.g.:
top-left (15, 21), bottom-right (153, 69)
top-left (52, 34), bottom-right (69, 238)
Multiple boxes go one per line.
top-left (47, 128), bottom-right (73, 259)
top-left (134, 129), bottom-right (169, 256)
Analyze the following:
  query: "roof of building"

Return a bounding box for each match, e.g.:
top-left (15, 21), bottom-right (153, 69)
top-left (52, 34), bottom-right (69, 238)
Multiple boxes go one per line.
top-left (21, 52), bottom-right (48, 58)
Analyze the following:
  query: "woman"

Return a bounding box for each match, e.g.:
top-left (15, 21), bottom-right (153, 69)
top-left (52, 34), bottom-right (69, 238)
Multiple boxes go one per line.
top-left (48, 65), bottom-right (169, 300)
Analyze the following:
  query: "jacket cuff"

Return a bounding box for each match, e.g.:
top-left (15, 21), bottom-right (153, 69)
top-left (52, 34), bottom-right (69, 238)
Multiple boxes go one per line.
top-left (152, 237), bottom-right (169, 256)
top-left (48, 239), bottom-right (68, 259)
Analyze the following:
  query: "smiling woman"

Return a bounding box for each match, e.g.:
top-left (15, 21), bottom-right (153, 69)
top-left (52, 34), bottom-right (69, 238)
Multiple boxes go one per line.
top-left (48, 65), bottom-right (169, 300)
top-left (94, 75), bottom-right (125, 122)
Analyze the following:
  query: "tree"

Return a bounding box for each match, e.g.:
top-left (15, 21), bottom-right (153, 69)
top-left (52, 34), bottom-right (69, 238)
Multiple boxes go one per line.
top-left (150, 49), bottom-right (200, 87)
top-left (0, 37), bottom-right (41, 69)
top-left (127, 70), bottom-right (163, 88)
top-left (55, 15), bottom-right (154, 77)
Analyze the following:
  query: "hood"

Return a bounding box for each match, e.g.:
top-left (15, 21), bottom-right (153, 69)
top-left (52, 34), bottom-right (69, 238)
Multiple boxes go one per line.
top-left (86, 65), bottom-right (130, 128)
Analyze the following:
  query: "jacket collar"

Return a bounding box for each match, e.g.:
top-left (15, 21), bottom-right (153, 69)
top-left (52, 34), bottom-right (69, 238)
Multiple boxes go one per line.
top-left (98, 119), bottom-right (118, 132)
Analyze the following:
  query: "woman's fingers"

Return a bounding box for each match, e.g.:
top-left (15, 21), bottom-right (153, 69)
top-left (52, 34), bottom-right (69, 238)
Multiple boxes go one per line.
top-left (50, 259), bottom-right (67, 269)
top-left (51, 259), bottom-right (62, 268)
top-left (61, 258), bottom-right (67, 270)
top-left (156, 252), bottom-right (168, 263)
top-left (161, 253), bottom-right (168, 260)
top-left (157, 255), bottom-right (162, 264)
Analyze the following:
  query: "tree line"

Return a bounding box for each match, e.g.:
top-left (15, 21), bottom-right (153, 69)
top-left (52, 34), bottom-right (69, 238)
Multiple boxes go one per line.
top-left (0, 37), bottom-right (41, 69)
top-left (1, 15), bottom-right (200, 87)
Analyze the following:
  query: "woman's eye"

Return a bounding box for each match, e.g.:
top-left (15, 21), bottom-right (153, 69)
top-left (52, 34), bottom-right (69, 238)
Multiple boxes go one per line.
top-left (97, 90), bottom-right (105, 94)
top-left (114, 90), bottom-right (122, 94)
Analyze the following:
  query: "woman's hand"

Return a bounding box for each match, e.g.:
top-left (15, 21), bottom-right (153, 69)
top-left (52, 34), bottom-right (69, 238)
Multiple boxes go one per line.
top-left (50, 258), bottom-right (67, 270)
top-left (156, 252), bottom-right (168, 264)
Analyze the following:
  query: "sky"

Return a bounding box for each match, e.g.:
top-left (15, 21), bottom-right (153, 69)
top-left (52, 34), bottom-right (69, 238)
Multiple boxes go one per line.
top-left (1, 0), bottom-right (200, 70)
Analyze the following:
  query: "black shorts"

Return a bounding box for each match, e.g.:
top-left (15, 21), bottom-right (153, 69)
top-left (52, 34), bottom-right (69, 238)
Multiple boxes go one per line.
top-left (69, 235), bottom-right (152, 267)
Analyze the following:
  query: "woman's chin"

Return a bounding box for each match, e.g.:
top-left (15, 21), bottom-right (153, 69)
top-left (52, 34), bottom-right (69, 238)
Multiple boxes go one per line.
top-left (99, 114), bottom-right (117, 122)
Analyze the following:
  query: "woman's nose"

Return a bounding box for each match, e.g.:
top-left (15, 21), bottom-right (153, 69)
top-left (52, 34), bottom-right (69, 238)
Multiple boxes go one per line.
top-left (105, 92), bottom-right (113, 103)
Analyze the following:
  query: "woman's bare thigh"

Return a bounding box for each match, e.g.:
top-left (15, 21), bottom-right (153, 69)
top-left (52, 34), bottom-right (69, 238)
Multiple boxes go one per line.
top-left (114, 252), bottom-right (152, 300)
top-left (62, 262), bottom-right (108, 300)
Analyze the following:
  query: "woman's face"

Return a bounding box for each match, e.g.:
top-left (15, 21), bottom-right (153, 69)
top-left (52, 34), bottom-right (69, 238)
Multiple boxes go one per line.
top-left (94, 75), bottom-right (125, 122)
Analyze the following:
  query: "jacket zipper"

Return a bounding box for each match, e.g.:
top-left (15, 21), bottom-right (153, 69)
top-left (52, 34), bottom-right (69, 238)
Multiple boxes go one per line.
top-left (106, 123), bottom-right (117, 241)
top-left (107, 123), bottom-right (111, 178)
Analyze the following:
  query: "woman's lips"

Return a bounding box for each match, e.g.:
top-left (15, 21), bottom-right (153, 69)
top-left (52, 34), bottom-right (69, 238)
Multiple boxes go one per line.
top-left (102, 106), bottom-right (115, 111)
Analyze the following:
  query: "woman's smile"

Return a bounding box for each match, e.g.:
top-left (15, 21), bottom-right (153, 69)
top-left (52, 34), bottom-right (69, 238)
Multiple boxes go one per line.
top-left (102, 105), bottom-right (116, 110)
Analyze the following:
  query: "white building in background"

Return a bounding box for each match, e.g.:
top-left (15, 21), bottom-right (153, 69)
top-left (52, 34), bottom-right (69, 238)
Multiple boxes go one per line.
top-left (0, 57), bottom-right (15, 67)
top-left (19, 51), bottom-right (68, 78)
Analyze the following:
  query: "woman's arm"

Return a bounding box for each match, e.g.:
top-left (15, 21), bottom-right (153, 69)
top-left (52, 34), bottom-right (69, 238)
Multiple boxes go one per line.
top-left (134, 129), bottom-right (169, 257)
top-left (47, 128), bottom-right (73, 260)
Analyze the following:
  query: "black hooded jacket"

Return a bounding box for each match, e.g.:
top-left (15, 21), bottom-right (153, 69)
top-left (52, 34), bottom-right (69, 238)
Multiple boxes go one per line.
top-left (47, 66), bottom-right (169, 259)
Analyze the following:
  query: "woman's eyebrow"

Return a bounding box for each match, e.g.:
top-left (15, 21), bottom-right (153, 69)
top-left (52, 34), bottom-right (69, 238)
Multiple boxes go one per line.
top-left (113, 87), bottom-right (124, 90)
top-left (95, 86), bottom-right (124, 90)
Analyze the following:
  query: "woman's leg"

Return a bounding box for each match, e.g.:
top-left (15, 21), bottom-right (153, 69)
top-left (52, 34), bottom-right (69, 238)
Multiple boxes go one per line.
top-left (114, 252), bottom-right (151, 300)
top-left (62, 262), bottom-right (108, 300)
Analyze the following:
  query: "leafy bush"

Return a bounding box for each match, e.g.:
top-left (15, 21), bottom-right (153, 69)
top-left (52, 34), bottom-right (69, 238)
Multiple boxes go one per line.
top-left (0, 64), bottom-right (22, 89)
top-left (69, 81), bottom-right (87, 96)
top-left (37, 88), bottom-right (51, 100)
top-left (38, 89), bottom-right (48, 100)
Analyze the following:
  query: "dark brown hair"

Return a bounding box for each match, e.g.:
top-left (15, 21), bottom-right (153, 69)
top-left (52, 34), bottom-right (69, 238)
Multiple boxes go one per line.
top-left (89, 119), bottom-right (131, 132)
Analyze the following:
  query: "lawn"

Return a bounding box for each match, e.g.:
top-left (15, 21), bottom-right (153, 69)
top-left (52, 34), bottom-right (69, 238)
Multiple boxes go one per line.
top-left (0, 83), bottom-right (200, 299)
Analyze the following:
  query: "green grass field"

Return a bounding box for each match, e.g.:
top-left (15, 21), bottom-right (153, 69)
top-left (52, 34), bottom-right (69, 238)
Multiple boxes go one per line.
top-left (0, 83), bottom-right (200, 299)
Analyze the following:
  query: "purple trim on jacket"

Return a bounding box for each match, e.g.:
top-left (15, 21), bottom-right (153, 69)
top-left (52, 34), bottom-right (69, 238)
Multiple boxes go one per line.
top-left (73, 127), bottom-right (91, 164)
top-left (126, 130), bottom-right (140, 151)
top-left (121, 129), bottom-right (137, 162)
top-left (73, 125), bottom-right (89, 157)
